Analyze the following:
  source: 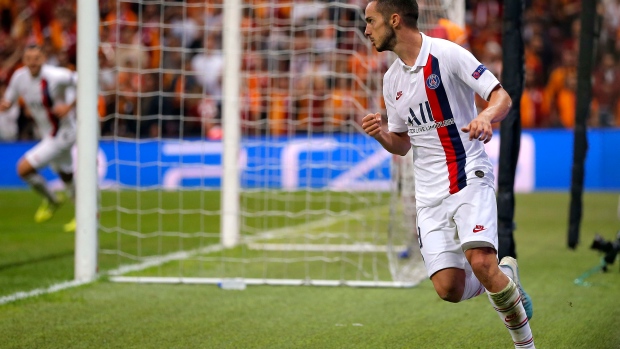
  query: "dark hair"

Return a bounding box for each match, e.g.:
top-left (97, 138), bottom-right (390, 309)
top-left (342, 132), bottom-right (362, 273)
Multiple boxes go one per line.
top-left (369, 0), bottom-right (419, 29)
top-left (25, 44), bottom-right (43, 52)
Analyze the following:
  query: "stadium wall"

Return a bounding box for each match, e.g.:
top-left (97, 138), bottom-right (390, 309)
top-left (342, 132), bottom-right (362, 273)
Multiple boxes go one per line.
top-left (0, 129), bottom-right (618, 191)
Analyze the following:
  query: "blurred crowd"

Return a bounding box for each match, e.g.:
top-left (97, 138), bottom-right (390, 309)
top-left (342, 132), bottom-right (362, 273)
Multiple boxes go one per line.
top-left (470, 0), bottom-right (620, 129)
top-left (0, 0), bottom-right (619, 141)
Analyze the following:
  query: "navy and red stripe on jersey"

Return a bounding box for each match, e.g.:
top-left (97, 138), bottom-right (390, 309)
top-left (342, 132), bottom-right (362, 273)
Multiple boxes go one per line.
top-left (41, 78), bottom-right (59, 137)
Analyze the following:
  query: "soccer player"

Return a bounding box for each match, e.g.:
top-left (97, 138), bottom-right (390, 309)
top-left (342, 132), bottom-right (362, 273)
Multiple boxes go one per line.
top-left (0, 45), bottom-right (77, 232)
top-left (361, 1), bottom-right (535, 348)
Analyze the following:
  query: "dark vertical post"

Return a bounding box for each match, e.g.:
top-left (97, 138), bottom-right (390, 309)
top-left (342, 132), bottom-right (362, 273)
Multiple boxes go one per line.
top-left (568, 0), bottom-right (599, 249)
top-left (497, 0), bottom-right (524, 260)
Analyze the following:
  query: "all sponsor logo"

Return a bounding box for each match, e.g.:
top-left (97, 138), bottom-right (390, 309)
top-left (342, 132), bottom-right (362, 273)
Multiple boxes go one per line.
top-left (396, 91), bottom-right (403, 100)
top-left (405, 100), bottom-right (457, 135)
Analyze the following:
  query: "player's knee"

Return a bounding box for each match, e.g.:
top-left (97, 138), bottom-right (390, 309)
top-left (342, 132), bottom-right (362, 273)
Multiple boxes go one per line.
top-left (469, 257), bottom-right (494, 275)
top-left (466, 247), bottom-right (496, 274)
top-left (467, 256), bottom-right (497, 283)
top-left (17, 159), bottom-right (35, 178)
top-left (435, 284), bottom-right (462, 303)
top-left (432, 280), bottom-right (463, 303)
top-left (431, 268), bottom-right (466, 303)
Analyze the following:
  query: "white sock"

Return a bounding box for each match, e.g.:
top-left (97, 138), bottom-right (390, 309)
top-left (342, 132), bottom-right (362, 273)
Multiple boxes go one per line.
top-left (460, 269), bottom-right (486, 301)
top-left (24, 173), bottom-right (58, 204)
top-left (499, 264), bottom-right (515, 280)
top-left (487, 280), bottom-right (535, 349)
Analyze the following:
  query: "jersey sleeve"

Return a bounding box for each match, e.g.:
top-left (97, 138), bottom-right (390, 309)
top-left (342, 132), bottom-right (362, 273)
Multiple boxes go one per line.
top-left (52, 67), bottom-right (78, 105)
top-left (450, 44), bottom-right (500, 101)
top-left (384, 73), bottom-right (407, 133)
top-left (60, 69), bottom-right (78, 87)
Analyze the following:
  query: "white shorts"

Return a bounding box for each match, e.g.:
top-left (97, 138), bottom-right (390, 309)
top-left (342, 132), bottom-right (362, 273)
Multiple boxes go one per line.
top-left (417, 179), bottom-right (498, 278)
top-left (24, 127), bottom-right (75, 174)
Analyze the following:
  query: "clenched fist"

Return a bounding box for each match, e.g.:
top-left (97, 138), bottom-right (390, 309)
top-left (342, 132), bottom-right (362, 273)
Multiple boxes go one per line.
top-left (0, 99), bottom-right (11, 112)
top-left (461, 115), bottom-right (493, 143)
top-left (362, 112), bottom-right (382, 138)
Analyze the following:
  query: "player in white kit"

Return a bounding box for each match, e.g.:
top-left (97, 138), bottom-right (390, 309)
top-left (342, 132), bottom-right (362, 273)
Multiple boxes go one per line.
top-left (0, 45), bottom-right (77, 232)
top-left (361, 1), bottom-right (535, 348)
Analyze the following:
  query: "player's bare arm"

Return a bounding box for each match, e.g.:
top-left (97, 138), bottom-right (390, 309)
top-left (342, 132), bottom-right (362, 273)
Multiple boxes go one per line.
top-left (362, 112), bottom-right (411, 156)
top-left (461, 85), bottom-right (512, 143)
top-left (52, 102), bottom-right (75, 119)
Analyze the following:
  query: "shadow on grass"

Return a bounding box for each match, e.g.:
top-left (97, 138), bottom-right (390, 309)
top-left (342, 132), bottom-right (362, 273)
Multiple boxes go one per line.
top-left (0, 250), bottom-right (74, 272)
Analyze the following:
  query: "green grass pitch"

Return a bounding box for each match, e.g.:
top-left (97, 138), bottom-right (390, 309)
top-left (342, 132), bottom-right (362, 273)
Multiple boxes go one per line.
top-left (1, 190), bottom-right (619, 348)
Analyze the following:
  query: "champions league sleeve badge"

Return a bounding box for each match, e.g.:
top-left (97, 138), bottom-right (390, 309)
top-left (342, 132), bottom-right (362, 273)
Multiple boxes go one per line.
top-left (426, 74), bottom-right (441, 89)
top-left (472, 64), bottom-right (487, 80)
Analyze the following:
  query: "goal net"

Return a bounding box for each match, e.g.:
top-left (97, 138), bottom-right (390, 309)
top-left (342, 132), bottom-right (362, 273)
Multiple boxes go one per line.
top-left (98, 0), bottom-right (462, 287)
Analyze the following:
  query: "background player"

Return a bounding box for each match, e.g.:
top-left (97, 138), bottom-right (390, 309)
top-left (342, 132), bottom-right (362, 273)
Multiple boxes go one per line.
top-left (362, 1), bottom-right (535, 348)
top-left (0, 45), bottom-right (77, 232)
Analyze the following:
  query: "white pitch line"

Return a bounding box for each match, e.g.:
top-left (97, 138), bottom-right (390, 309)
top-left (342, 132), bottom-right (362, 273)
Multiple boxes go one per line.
top-left (107, 244), bottom-right (226, 276)
top-left (0, 211), bottom-right (369, 305)
top-left (0, 279), bottom-right (90, 305)
top-left (247, 243), bottom-right (398, 253)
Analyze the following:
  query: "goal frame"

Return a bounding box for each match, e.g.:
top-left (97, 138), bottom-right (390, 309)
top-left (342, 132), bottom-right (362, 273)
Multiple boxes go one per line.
top-left (78, 0), bottom-right (464, 287)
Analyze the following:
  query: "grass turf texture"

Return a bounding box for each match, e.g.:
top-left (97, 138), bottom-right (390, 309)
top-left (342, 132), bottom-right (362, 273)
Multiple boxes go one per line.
top-left (1, 190), bottom-right (619, 348)
top-left (96, 190), bottom-right (395, 282)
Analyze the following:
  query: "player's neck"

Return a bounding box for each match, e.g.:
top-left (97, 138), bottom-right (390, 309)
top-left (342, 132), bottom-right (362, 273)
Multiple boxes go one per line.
top-left (393, 30), bottom-right (422, 67)
top-left (29, 68), bottom-right (42, 78)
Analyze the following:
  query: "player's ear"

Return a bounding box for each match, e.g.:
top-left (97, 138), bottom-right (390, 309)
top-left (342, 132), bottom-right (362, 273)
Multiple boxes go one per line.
top-left (391, 13), bottom-right (400, 28)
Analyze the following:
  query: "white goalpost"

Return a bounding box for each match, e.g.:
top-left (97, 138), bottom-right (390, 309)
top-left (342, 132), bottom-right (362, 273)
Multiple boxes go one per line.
top-left (88, 0), bottom-right (462, 288)
top-left (221, 0), bottom-right (242, 248)
top-left (75, 0), bottom-right (99, 282)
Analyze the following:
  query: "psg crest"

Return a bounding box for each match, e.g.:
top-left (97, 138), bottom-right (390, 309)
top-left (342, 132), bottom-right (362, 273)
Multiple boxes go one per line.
top-left (426, 74), bottom-right (440, 89)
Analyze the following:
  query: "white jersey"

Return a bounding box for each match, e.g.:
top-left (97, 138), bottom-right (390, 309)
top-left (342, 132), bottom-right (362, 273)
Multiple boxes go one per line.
top-left (4, 65), bottom-right (77, 138)
top-left (384, 33), bottom-right (500, 208)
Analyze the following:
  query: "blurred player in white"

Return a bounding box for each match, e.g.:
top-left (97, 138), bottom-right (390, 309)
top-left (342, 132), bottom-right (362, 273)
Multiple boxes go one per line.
top-left (0, 45), bottom-right (77, 232)
top-left (362, 1), bottom-right (535, 348)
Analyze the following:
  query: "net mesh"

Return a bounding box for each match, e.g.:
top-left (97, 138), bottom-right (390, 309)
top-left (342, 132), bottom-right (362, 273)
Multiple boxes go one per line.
top-left (98, 0), bottom-right (459, 286)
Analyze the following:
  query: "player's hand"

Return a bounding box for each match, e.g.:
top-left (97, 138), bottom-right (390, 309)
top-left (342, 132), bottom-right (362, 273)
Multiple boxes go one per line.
top-left (461, 115), bottom-right (493, 143)
top-left (0, 99), bottom-right (11, 112)
top-left (362, 112), bottom-right (383, 139)
top-left (52, 104), bottom-right (72, 118)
